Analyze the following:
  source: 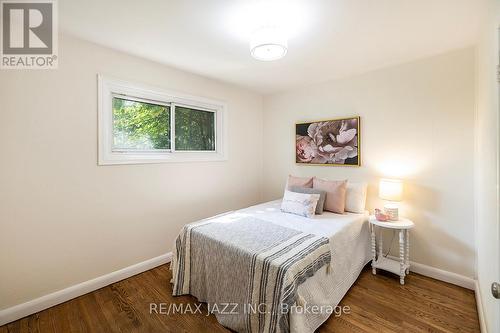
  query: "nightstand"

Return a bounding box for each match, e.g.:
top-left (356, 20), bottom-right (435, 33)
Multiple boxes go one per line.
top-left (369, 216), bottom-right (415, 285)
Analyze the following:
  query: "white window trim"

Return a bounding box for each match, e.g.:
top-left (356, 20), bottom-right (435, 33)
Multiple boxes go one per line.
top-left (97, 74), bottom-right (228, 165)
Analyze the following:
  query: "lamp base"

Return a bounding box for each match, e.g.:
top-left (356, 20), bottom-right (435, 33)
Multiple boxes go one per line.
top-left (384, 203), bottom-right (399, 221)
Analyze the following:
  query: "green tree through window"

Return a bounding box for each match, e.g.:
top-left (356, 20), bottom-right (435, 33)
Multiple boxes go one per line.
top-left (112, 97), bottom-right (170, 150)
top-left (175, 106), bottom-right (215, 151)
top-left (112, 98), bottom-right (216, 152)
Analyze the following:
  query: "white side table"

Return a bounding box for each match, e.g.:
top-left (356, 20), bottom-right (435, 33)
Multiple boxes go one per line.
top-left (369, 216), bottom-right (415, 285)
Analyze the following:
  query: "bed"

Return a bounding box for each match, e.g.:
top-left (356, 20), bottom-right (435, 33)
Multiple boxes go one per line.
top-left (171, 199), bottom-right (371, 333)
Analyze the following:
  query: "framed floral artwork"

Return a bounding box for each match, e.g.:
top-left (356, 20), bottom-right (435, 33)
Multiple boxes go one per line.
top-left (295, 116), bottom-right (360, 166)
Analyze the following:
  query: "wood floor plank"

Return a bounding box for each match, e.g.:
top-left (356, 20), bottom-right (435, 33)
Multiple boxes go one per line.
top-left (352, 280), bottom-right (477, 331)
top-left (0, 265), bottom-right (480, 333)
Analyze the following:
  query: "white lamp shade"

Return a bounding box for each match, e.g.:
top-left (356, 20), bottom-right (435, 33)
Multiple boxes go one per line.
top-left (250, 26), bottom-right (287, 61)
top-left (379, 178), bottom-right (403, 201)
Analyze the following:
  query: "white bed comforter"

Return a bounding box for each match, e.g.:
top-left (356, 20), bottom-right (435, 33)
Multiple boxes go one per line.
top-left (236, 200), bottom-right (371, 332)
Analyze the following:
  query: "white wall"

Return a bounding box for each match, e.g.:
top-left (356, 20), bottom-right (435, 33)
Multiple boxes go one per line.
top-left (0, 34), bottom-right (263, 310)
top-left (0, 28), bottom-right (485, 321)
top-left (475, 0), bottom-right (500, 331)
top-left (263, 48), bottom-right (476, 278)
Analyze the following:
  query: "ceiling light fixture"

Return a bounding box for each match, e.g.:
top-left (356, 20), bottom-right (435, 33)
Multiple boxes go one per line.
top-left (250, 26), bottom-right (288, 61)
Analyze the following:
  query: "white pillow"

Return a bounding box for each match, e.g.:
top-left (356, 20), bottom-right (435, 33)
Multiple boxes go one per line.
top-left (345, 182), bottom-right (367, 213)
top-left (281, 190), bottom-right (320, 218)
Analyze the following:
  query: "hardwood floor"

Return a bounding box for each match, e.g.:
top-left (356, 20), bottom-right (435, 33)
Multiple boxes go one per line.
top-left (0, 264), bottom-right (479, 333)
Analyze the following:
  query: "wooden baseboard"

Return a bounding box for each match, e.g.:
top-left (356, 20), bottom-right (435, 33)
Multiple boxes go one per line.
top-left (386, 255), bottom-right (475, 290)
top-left (0, 252), bottom-right (172, 326)
top-left (475, 280), bottom-right (488, 333)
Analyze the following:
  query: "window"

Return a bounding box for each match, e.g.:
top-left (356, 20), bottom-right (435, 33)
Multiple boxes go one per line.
top-left (98, 75), bottom-right (226, 165)
top-left (112, 97), bottom-right (171, 151)
top-left (174, 106), bottom-right (215, 151)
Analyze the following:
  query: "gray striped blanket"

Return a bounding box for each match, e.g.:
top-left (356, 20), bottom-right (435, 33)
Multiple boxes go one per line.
top-left (171, 216), bottom-right (331, 333)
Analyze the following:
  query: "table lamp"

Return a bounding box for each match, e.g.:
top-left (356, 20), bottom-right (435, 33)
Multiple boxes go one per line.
top-left (379, 178), bottom-right (403, 221)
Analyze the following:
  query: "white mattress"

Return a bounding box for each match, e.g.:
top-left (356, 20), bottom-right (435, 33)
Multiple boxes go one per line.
top-left (234, 200), bottom-right (372, 332)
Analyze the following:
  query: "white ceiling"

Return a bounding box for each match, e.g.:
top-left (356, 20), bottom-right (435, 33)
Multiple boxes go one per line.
top-left (60, 0), bottom-right (482, 94)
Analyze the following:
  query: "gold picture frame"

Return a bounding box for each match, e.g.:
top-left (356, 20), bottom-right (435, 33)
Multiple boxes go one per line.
top-left (295, 116), bottom-right (361, 166)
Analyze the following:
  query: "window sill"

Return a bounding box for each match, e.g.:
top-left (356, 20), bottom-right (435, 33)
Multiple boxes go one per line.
top-left (98, 151), bottom-right (227, 165)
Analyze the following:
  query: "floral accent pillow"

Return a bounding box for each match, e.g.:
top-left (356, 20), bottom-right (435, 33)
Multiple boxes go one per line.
top-left (281, 190), bottom-right (320, 218)
top-left (289, 186), bottom-right (326, 214)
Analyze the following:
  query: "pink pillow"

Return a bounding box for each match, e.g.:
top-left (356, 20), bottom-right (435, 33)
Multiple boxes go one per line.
top-left (313, 178), bottom-right (347, 214)
top-left (286, 175), bottom-right (313, 190)
top-left (286, 175), bottom-right (314, 190)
